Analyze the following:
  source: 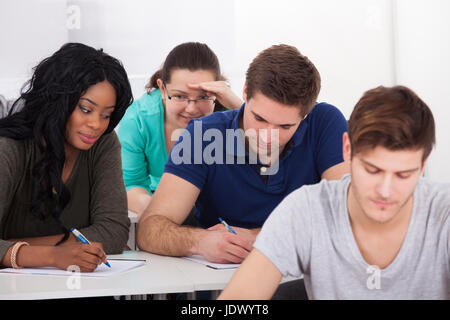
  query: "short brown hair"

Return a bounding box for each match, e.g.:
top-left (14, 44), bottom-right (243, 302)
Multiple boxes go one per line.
top-left (348, 85), bottom-right (435, 161)
top-left (245, 44), bottom-right (321, 116)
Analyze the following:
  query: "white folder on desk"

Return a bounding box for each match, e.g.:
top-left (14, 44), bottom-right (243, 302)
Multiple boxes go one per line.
top-left (0, 259), bottom-right (145, 277)
top-left (183, 255), bottom-right (240, 270)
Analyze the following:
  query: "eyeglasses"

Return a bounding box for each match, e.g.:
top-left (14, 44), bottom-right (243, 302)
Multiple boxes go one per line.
top-left (163, 84), bottom-right (215, 107)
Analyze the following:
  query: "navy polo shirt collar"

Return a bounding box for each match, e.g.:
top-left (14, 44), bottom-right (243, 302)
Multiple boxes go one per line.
top-left (226, 104), bottom-right (247, 158)
top-left (226, 103), bottom-right (309, 158)
top-left (291, 117), bottom-right (308, 147)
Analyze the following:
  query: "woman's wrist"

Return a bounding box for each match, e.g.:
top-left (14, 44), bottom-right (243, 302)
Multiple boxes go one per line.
top-left (228, 97), bottom-right (243, 109)
top-left (55, 231), bottom-right (70, 246)
top-left (58, 233), bottom-right (76, 246)
top-left (10, 242), bottom-right (29, 268)
top-left (15, 245), bottom-right (58, 268)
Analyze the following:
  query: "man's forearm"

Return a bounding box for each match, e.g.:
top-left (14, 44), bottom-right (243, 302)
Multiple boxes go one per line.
top-left (137, 214), bottom-right (204, 256)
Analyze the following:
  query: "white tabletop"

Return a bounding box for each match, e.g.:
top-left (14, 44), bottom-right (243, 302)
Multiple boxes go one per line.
top-left (128, 210), bottom-right (139, 224)
top-left (0, 251), bottom-right (193, 300)
top-left (175, 257), bottom-right (236, 292)
top-left (0, 250), bottom-right (300, 300)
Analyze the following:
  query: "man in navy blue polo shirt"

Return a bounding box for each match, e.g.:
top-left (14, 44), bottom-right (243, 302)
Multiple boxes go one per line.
top-left (137, 44), bottom-right (349, 264)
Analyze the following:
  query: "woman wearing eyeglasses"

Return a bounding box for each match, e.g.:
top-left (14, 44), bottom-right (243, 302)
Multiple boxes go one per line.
top-left (118, 42), bottom-right (242, 218)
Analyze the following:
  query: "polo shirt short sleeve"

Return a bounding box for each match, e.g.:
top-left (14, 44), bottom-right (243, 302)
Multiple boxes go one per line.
top-left (309, 103), bottom-right (348, 175)
top-left (164, 102), bottom-right (347, 229)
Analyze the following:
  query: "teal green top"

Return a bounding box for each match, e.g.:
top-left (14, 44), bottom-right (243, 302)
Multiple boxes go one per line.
top-left (118, 89), bottom-right (167, 194)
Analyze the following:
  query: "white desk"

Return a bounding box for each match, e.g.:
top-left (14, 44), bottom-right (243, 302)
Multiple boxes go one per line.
top-left (0, 251), bottom-right (193, 300)
top-left (1, 209), bottom-right (301, 299)
top-left (128, 210), bottom-right (139, 224)
top-left (175, 257), bottom-right (300, 294)
top-left (175, 257), bottom-right (239, 292)
top-left (127, 210), bottom-right (139, 250)
top-left (0, 250), bottom-right (300, 300)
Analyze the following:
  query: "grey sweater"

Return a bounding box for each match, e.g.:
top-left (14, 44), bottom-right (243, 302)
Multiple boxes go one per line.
top-left (0, 131), bottom-right (130, 262)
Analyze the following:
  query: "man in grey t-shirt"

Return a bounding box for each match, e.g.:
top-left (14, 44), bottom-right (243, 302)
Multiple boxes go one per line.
top-left (219, 85), bottom-right (450, 300)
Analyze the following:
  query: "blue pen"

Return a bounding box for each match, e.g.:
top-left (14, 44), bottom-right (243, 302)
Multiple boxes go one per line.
top-left (218, 217), bottom-right (237, 235)
top-left (70, 228), bottom-right (111, 268)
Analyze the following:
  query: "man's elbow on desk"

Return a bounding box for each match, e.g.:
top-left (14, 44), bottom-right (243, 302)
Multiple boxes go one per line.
top-left (136, 214), bottom-right (158, 252)
top-left (136, 214), bottom-right (198, 257)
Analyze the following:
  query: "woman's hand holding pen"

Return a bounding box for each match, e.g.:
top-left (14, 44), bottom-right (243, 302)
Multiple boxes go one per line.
top-left (51, 242), bottom-right (107, 272)
top-left (187, 81), bottom-right (243, 110)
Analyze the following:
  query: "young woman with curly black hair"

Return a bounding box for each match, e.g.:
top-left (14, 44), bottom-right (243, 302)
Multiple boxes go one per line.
top-left (0, 43), bottom-right (133, 272)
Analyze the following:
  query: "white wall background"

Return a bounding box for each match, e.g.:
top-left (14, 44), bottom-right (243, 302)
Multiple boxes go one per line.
top-left (0, 0), bottom-right (67, 97)
top-left (0, 0), bottom-right (448, 182)
top-left (394, 0), bottom-right (450, 182)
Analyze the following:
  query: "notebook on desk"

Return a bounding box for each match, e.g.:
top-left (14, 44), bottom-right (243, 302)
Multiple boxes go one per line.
top-left (183, 255), bottom-right (240, 270)
top-left (0, 258), bottom-right (146, 277)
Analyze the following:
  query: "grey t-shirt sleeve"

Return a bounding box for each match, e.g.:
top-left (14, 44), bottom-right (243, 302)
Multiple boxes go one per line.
top-left (254, 187), bottom-right (312, 278)
top-left (0, 138), bottom-right (22, 262)
top-left (78, 131), bottom-right (130, 254)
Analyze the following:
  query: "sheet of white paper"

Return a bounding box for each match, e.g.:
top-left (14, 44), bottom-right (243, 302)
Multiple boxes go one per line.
top-left (0, 259), bottom-right (145, 277)
top-left (183, 255), bottom-right (240, 270)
